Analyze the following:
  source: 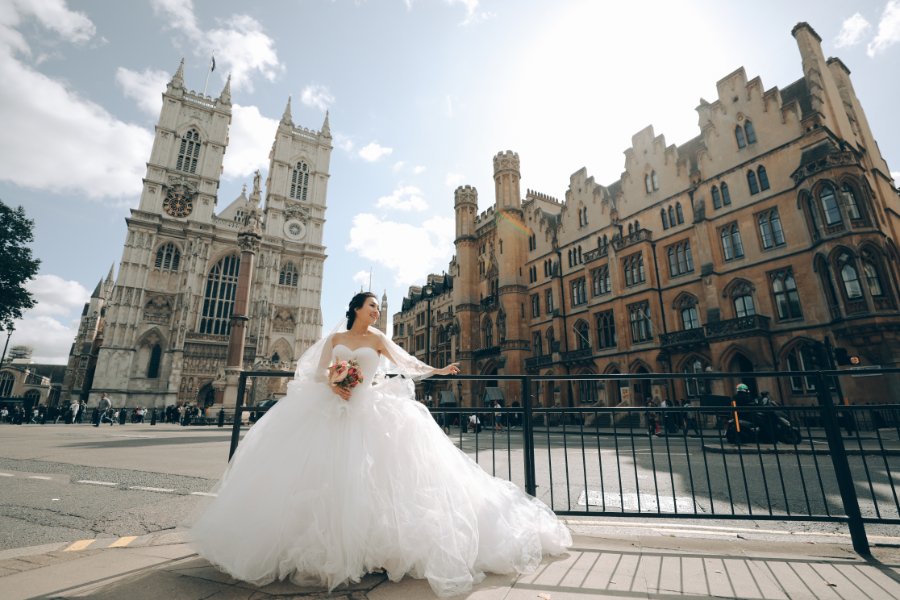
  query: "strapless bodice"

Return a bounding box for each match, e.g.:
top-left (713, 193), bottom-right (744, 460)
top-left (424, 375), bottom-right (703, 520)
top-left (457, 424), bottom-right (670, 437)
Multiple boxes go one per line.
top-left (331, 344), bottom-right (381, 385)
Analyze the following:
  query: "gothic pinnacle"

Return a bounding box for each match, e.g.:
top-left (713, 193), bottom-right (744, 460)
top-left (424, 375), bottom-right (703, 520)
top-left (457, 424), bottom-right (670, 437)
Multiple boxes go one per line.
top-left (281, 95), bottom-right (293, 126)
top-left (321, 110), bottom-right (331, 137)
top-left (219, 73), bottom-right (232, 105)
top-left (169, 58), bottom-right (185, 90)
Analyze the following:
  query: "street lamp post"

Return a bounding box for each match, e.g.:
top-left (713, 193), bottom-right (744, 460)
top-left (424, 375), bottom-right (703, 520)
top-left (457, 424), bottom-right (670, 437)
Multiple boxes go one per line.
top-left (423, 283), bottom-right (434, 405)
top-left (423, 284), bottom-right (434, 366)
top-left (0, 326), bottom-right (13, 367)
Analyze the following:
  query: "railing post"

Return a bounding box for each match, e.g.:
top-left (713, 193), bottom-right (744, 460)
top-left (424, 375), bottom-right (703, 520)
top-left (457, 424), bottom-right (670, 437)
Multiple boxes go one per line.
top-left (521, 376), bottom-right (537, 496)
top-left (815, 371), bottom-right (870, 555)
top-left (228, 372), bottom-right (248, 461)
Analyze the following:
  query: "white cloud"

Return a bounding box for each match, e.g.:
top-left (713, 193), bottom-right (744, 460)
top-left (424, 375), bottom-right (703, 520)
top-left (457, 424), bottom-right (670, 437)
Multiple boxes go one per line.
top-left (836, 13), bottom-right (871, 48)
top-left (151, 0), bottom-right (282, 92)
top-left (375, 185), bottom-right (428, 212)
top-left (347, 214), bottom-right (454, 286)
top-left (445, 95), bottom-right (454, 118)
top-left (448, 0), bottom-right (494, 25)
top-left (413, 165), bottom-right (426, 175)
top-left (392, 161), bottom-right (406, 173)
top-left (359, 141), bottom-right (393, 162)
top-left (892, 171), bottom-right (900, 184)
top-left (12, 0), bottom-right (95, 43)
top-left (445, 172), bottom-right (465, 188)
top-left (352, 270), bottom-right (371, 288)
top-left (300, 83), bottom-right (334, 112)
top-left (222, 104), bottom-right (279, 180)
top-left (868, 0), bottom-right (900, 56)
top-left (0, 4), bottom-right (152, 200)
top-left (333, 132), bottom-right (355, 153)
top-left (115, 67), bottom-right (170, 115)
top-left (11, 274), bottom-right (91, 364)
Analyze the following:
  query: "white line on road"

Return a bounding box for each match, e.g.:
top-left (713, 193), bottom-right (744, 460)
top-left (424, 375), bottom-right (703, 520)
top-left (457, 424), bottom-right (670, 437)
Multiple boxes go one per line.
top-left (128, 486), bottom-right (175, 493)
top-left (0, 473), bottom-right (14, 477)
top-left (27, 475), bottom-right (52, 480)
top-left (190, 492), bottom-right (218, 497)
top-left (76, 480), bottom-right (118, 487)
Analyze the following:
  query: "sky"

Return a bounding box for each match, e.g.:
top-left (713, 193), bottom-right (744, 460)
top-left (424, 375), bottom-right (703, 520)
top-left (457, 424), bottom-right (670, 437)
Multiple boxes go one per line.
top-left (1, 0), bottom-right (899, 363)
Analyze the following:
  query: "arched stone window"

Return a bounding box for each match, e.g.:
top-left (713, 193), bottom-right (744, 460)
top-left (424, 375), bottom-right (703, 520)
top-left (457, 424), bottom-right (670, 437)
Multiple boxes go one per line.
top-left (176, 128), bottom-right (201, 173)
top-left (757, 209), bottom-right (785, 249)
top-left (482, 318), bottom-right (493, 349)
top-left (815, 254), bottom-right (841, 320)
top-left (0, 372), bottom-right (14, 396)
top-left (155, 243), bottom-right (181, 271)
top-left (721, 182), bottom-right (731, 205)
top-left (147, 344), bottom-right (161, 378)
top-left (735, 125), bottom-right (747, 149)
top-left (838, 253), bottom-right (863, 299)
top-left (819, 183), bottom-right (842, 226)
top-left (644, 174), bottom-right (652, 193)
top-left (661, 208), bottom-right (669, 229)
top-left (711, 185), bottom-right (721, 209)
top-left (675, 294), bottom-right (700, 330)
top-left (532, 332), bottom-right (543, 356)
top-left (290, 161), bottom-right (310, 201)
top-left (651, 171), bottom-right (659, 191)
top-left (683, 357), bottom-right (710, 397)
top-left (771, 269), bottom-right (803, 321)
top-left (785, 342), bottom-right (818, 394)
top-left (747, 170), bottom-right (760, 195)
top-left (841, 182), bottom-right (862, 220)
top-left (758, 165), bottom-right (770, 190)
top-left (861, 249), bottom-right (885, 298)
top-left (675, 202), bottom-right (684, 224)
top-left (744, 120), bottom-right (757, 144)
top-left (667, 206), bottom-right (675, 226)
top-left (573, 320), bottom-right (590, 350)
top-left (723, 279), bottom-right (756, 319)
top-left (199, 254), bottom-right (240, 335)
top-left (279, 262), bottom-right (299, 287)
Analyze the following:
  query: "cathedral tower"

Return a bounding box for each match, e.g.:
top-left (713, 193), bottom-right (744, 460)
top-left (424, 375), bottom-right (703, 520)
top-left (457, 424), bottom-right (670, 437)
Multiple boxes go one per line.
top-left (76, 64), bottom-right (330, 410)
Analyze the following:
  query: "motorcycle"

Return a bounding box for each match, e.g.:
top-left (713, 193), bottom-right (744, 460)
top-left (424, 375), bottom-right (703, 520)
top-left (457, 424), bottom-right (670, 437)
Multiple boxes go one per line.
top-left (725, 398), bottom-right (802, 445)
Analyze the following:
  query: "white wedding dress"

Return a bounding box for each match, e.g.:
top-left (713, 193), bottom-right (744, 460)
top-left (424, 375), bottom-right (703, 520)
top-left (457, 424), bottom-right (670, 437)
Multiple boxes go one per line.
top-left (191, 341), bottom-right (572, 598)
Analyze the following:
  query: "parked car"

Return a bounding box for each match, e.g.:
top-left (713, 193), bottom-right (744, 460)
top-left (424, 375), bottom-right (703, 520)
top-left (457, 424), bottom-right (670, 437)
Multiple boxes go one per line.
top-left (249, 398), bottom-right (280, 423)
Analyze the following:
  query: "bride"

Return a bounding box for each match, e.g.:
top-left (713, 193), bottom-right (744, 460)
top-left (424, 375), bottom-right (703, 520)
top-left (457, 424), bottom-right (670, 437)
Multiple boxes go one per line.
top-left (191, 292), bottom-right (572, 597)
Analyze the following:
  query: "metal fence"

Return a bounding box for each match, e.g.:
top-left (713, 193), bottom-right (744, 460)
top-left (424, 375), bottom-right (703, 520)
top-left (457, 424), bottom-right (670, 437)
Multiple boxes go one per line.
top-left (230, 368), bottom-right (900, 556)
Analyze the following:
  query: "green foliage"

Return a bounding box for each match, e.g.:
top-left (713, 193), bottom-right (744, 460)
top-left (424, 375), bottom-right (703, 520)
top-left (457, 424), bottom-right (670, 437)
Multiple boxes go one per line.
top-left (0, 199), bottom-right (41, 330)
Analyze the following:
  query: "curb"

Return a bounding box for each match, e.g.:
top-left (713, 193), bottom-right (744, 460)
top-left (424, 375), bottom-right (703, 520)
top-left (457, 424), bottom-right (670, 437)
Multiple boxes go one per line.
top-left (702, 443), bottom-right (900, 456)
top-left (0, 529), bottom-right (191, 563)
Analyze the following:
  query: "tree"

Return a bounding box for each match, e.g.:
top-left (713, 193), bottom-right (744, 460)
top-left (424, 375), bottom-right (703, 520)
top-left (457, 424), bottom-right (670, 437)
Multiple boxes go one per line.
top-left (0, 200), bottom-right (41, 330)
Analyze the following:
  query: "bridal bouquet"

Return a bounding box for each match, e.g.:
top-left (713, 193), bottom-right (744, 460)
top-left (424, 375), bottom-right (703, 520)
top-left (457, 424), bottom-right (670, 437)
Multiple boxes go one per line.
top-left (328, 358), bottom-right (363, 391)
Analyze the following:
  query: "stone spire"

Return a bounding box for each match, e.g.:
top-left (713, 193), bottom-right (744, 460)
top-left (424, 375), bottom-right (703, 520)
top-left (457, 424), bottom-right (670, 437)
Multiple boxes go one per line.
top-left (321, 110), bottom-right (331, 137)
top-left (281, 96), bottom-right (293, 127)
top-left (167, 58), bottom-right (185, 93)
top-left (218, 73), bottom-right (232, 105)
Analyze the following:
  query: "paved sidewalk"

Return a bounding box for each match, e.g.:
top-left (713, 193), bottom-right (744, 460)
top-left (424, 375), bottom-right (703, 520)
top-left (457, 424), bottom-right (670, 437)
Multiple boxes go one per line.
top-left (2, 528), bottom-right (900, 600)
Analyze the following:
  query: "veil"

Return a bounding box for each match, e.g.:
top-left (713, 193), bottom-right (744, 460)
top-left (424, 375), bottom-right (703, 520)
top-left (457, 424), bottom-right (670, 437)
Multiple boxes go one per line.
top-left (286, 318), bottom-right (438, 398)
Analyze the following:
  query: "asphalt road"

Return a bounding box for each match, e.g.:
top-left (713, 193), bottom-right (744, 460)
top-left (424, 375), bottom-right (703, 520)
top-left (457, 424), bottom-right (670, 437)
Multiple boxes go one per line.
top-left (1, 421), bottom-right (898, 552)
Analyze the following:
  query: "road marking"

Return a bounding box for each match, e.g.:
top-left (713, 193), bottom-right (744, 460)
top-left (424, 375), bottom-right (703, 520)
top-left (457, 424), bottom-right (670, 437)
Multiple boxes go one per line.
top-left (190, 491), bottom-right (218, 497)
top-left (27, 475), bottom-right (52, 480)
top-left (128, 486), bottom-right (175, 493)
top-left (0, 473), bottom-right (13, 477)
top-left (64, 539), bottom-right (94, 552)
top-left (108, 536), bottom-right (138, 548)
top-left (76, 480), bottom-right (118, 487)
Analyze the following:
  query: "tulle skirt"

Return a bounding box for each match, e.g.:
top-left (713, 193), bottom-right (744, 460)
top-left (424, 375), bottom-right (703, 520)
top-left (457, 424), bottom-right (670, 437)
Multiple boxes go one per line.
top-left (190, 379), bottom-right (572, 598)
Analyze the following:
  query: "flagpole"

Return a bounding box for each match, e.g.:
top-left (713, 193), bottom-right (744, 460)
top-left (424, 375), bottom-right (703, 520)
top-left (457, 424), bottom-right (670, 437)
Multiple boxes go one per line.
top-left (202, 55), bottom-right (215, 96)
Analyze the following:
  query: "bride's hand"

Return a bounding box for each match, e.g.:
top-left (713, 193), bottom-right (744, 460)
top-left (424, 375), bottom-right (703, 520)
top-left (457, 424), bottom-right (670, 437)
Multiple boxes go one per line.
top-left (333, 385), bottom-right (352, 401)
top-left (436, 363), bottom-right (461, 376)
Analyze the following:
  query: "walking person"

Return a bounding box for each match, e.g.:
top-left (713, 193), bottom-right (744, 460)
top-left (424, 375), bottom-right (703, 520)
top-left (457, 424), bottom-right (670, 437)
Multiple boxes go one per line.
top-left (96, 393), bottom-right (112, 426)
top-left (191, 292), bottom-right (571, 597)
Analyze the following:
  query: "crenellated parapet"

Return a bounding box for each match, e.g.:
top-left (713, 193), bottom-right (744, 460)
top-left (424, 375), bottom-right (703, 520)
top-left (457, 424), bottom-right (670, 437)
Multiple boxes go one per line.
top-left (493, 150), bottom-right (520, 175)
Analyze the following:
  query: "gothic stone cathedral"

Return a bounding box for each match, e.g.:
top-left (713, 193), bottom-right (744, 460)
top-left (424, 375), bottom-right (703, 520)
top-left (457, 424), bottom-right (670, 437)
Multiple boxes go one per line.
top-left (61, 62), bottom-right (331, 409)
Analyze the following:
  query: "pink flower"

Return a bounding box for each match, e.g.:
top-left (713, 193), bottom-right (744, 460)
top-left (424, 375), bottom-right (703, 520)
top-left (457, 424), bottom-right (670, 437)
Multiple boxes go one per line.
top-left (328, 361), bottom-right (349, 384)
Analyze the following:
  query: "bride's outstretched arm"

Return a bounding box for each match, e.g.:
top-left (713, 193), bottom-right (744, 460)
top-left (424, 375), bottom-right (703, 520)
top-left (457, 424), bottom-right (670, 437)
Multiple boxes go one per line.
top-left (374, 329), bottom-right (460, 377)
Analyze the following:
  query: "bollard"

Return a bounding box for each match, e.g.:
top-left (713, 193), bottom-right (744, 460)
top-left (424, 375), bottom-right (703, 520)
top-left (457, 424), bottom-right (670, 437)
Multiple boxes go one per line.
top-left (150, 408), bottom-right (157, 426)
top-left (217, 408), bottom-right (225, 428)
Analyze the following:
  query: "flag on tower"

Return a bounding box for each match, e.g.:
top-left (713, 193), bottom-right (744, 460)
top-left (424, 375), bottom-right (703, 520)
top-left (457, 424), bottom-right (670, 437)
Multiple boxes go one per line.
top-left (210, 55), bottom-right (216, 72)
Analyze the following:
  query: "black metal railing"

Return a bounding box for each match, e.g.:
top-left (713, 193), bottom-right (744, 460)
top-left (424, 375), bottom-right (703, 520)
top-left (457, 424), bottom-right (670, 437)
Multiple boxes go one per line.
top-left (229, 367), bottom-right (900, 556)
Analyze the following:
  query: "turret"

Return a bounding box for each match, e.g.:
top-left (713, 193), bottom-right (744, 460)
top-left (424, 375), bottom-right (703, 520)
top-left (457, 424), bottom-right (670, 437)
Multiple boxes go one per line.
top-left (792, 22), bottom-right (854, 140)
top-left (493, 150), bottom-right (522, 213)
top-left (454, 185), bottom-right (478, 240)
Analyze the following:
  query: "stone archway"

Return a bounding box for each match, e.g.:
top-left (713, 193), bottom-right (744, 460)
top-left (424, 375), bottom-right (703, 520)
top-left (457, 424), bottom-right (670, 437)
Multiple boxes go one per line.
top-left (728, 353), bottom-right (757, 397)
top-left (631, 364), bottom-right (652, 405)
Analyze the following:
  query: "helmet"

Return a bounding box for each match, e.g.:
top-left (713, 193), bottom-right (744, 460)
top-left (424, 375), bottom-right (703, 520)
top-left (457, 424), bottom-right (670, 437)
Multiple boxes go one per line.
top-left (736, 383), bottom-right (750, 393)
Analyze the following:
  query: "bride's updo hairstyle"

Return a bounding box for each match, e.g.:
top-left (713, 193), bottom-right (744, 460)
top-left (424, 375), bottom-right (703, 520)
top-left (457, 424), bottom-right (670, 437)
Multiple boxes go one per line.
top-left (346, 292), bottom-right (377, 329)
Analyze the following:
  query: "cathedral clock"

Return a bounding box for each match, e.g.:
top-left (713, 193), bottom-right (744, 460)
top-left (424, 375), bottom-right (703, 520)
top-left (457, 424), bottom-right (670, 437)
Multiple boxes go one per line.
top-left (163, 184), bottom-right (195, 218)
top-left (283, 219), bottom-right (307, 241)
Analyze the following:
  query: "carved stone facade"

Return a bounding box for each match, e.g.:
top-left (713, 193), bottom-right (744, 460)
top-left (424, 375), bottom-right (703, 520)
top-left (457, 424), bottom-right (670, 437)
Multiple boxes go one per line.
top-left (393, 23), bottom-right (900, 407)
top-left (62, 63), bottom-right (331, 409)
